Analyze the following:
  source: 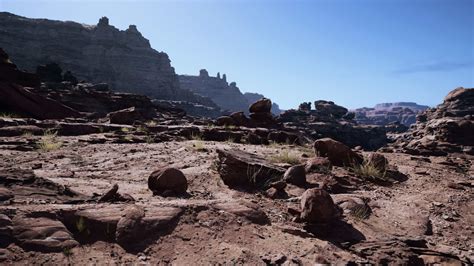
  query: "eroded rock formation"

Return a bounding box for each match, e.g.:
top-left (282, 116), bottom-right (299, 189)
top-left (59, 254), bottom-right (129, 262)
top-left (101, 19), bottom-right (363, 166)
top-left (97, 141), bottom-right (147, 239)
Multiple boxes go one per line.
top-left (355, 102), bottom-right (429, 126)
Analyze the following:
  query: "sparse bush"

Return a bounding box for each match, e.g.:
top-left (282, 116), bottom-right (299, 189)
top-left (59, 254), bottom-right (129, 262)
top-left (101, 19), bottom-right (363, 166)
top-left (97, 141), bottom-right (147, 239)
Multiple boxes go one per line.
top-left (0, 112), bottom-right (18, 118)
top-left (136, 125), bottom-right (148, 133)
top-left (75, 216), bottom-right (87, 233)
top-left (191, 133), bottom-right (203, 141)
top-left (145, 135), bottom-right (155, 144)
top-left (226, 136), bottom-right (236, 143)
top-left (21, 131), bottom-right (33, 138)
top-left (37, 130), bottom-right (62, 151)
top-left (351, 160), bottom-right (387, 181)
top-left (350, 204), bottom-right (371, 220)
top-left (145, 120), bottom-right (157, 127)
top-left (62, 247), bottom-right (73, 257)
top-left (190, 140), bottom-right (206, 152)
top-left (120, 127), bottom-right (131, 133)
top-left (270, 150), bottom-right (300, 165)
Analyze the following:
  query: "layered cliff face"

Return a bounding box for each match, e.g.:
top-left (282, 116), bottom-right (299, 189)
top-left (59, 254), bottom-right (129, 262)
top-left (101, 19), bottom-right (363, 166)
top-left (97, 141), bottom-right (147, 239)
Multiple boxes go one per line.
top-left (179, 69), bottom-right (281, 114)
top-left (354, 102), bottom-right (429, 126)
top-left (178, 70), bottom-right (250, 113)
top-left (0, 12), bottom-right (209, 104)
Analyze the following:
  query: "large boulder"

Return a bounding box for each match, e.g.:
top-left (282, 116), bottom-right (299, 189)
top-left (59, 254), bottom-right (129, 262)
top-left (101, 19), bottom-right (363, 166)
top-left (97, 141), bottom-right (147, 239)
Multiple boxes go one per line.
top-left (313, 138), bottom-right (363, 167)
top-left (216, 149), bottom-right (285, 187)
top-left (314, 100), bottom-right (348, 119)
top-left (148, 167), bottom-right (188, 196)
top-left (249, 98), bottom-right (272, 113)
top-left (300, 188), bottom-right (339, 224)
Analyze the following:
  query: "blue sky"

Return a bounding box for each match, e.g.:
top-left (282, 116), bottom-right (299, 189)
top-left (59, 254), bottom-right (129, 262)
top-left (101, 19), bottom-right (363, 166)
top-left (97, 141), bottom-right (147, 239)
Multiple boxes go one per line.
top-left (1, 0), bottom-right (473, 109)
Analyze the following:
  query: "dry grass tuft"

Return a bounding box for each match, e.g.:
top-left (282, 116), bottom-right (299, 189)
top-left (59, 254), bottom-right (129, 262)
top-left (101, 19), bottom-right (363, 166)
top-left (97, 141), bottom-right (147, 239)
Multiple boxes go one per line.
top-left (351, 161), bottom-right (387, 181)
top-left (37, 130), bottom-right (62, 152)
top-left (270, 150), bottom-right (301, 165)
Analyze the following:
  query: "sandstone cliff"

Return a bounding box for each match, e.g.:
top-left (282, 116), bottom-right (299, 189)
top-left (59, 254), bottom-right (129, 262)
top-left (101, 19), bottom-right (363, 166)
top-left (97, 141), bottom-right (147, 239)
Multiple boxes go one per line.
top-left (0, 12), bottom-right (210, 104)
top-left (179, 69), bottom-right (281, 114)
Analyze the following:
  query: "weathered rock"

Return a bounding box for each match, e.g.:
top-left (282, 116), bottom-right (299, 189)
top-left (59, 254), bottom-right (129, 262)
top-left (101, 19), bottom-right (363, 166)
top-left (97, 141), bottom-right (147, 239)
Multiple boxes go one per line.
top-left (229, 112), bottom-right (250, 126)
top-left (214, 201), bottom-right (269, 225)
top-left (283, 165), bottom-right (306, 186)
top-left (148, 167), bottom-right (188, 195)
top-left (267, 131), bottom-right (300, 145)
top-left (97, 184), bottom-right (133, 202)
top-left (244, 93), bottom-right (281, 115)
top-left (314, 100), bottom-right (348, 119)
top-left (0, 214), bottom-right (13, 247)
top-left (12, 216), bottom-right (78, 252)
top-left (216, 148), bottom-right (285, 187)
top-left (0, 188), bottom-right (13, 201)
top-left (215, 116), bottom-right (235, 126)
top-left (313, 138), bottom-right (363, 167)
top-left (107, 107), bottom-right (155, 125)
top-left (300, 188), bottom-right (339, 224)
top-left (391, 87), bottom-right (474, 155)
top-left (115, 205), bottom-right (146, 247)
top-left (305, 157), bottom-right (332, 173)
top-left (249, 98), bottom-right (272, 113)
top-left (0, 168), bottom-right (86, 203)
top-left (0, 125), bottom-right (43, 137)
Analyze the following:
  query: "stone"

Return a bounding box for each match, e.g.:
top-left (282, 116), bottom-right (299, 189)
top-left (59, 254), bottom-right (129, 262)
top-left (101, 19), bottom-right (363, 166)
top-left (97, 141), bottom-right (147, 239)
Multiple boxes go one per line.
top-left (215, 116), bottom-right (235, 126)
top-left (249, 98), bottom-right (272, 113)
top-left (214, 201), bottom-right (269, 225)
top-left (148, 167), bottom-right (188, 195)
top-left (366, 152), bottom-right (389, 171)
top-left (391, 87), bottom-right (474, 155)
top-left (0, 188), bottom-right (13, 201)
top-left (216, 148), bottom-right (285, 188)
top-left (314, 100), bottom-right (348, 119)
top-left (267, 131), bottom-right (300, 145)
top-left (107, 107), bottom-right (156, 125)
top-left (313, 138), bottom-right (363, 167)
top-left (283, 165), bottom-right (306, 186)
top-left (244, 93), bottom-right (281, 115)
top-left (300, 188), bottom-right (339, 224)
top-left (36, 63), bottom-right (62, 82)
top-left (305, 157), bottom-right (332, 173)
top-left (229, 112), bottom-right (250, 126)
top-left (115, 205), bottom-right (146, 248)
top-left (12, 216), bottom-right (78, 252)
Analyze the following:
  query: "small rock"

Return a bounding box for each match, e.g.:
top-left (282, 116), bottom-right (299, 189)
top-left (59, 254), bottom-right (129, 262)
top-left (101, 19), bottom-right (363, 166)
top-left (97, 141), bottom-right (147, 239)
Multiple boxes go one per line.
top-left (300, 188), bottom-right (339, 224)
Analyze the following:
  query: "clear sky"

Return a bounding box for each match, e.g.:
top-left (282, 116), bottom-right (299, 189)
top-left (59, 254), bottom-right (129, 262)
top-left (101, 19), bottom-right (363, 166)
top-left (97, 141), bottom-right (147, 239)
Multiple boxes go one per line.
top-left (1, 0), bottom-right (473, 109)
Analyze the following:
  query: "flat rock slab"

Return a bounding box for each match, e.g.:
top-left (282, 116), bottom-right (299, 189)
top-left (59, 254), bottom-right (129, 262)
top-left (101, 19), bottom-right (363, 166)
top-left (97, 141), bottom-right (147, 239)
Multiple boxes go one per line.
top-left (213, 201), bottom-right (270, 225)
top-left (12, 216), bottom-right (78, 252)
top-left (0, 168), bottom-right (86, 203)
top-left (63, 204), bottom-right (183, 249)
top-left (216, 148), bottom-right (285, 188)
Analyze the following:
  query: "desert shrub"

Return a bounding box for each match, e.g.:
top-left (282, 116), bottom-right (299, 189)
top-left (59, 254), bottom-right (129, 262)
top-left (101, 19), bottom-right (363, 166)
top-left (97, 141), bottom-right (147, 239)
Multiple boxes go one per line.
top-left (351, 160), bottom-right (387, 181)
top-left (270, 150), bottom-right (300, 165)
top-left (37, 130), bottom-right (62, 151)
top-left (350, 204), bottom-right (371, 220)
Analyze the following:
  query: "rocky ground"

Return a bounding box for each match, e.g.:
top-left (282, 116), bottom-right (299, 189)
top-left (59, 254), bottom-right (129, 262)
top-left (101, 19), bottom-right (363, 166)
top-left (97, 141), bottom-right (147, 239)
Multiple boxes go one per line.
top-left (0, 132), bottom-right (472, 264)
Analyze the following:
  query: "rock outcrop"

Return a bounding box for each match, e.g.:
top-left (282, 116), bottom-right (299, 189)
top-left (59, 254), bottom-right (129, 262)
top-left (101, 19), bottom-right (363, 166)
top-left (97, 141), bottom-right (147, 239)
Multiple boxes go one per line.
top-left (0, 12), bottom-right (208, 104)
top-left (0, 48), bottom-right (82, 119)
top-left (389, 87), bottom-right (474, 155)
top-left (355, 102), bottom-right (429, 126)
top-left (178, 70), bottom-right (251, 113)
